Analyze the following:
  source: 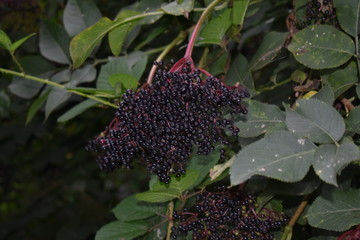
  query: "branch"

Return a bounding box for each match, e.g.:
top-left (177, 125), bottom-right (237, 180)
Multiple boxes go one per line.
top-left (166, 201), bottom-right (174, 240)
top-left (0, 68), bottom-right (118, 109)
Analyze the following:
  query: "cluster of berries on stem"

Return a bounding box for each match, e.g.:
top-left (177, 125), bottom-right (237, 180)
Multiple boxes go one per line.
top-left (171, 186), bottom-right (289, 240)
top-left (297, 0), bottom-right (339, 29)
top-left (86, 61), bottom-right (249, 183)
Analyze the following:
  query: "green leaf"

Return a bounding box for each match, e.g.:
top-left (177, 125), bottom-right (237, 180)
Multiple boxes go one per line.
top-left (326, 62), bottom-right (357, 98)
top-left (285, 99), bottom-right (345, 144)
top-left (346, 106), bottom-right (360, 134)
top-left (70, 17), bottom-right (114, 68)
top-left (249, 31), bottom-right (288, 71)
top-left (232, 0), bottom-right (250, 25)
top-left (225, 54), bottom-right (255, 95)
top-left (136, 170), bottom-right (199, 203)
top-left (109, 11), bottom-right (140, 56)
top-left (130, 54), bottom-right (147, 80)
top-left (69, 64), bottom-right (97, 86)
top-left (26, 90), bottom-right (51, 124)
top-left (230, 131), bottom-right (316, 186)
top-left (234, 100), bottom-right (285, 138)
top-left (108, 73), bottom-right (138, 90)
top-left (0, 29), bottom-right (12, 50)
top-left (161, 0), bottom-right (194, 16)
top-left (198, 9), bottom-right (232, 45)
top-left (45, 88), bottom-right (72, 119)
top-left (307, 188), bottom-right (360, 231)
top-left (111, 195), bottom-right (166, 222)
top-left (187, 148), bottom-right (220, 187)
top-left (57, 99), bottom-right (97, 122)
top-left (95, 220), bottom-right (148, 240)
top-left (9, 76), bottom-right (44, 99)
top-left (39, 21), bottom-right (71, 64)
top-left (97, 58), bottom-right (133, 90)
top-left (63, 0), bottom-right (102, 37)
top-left (10, 33), bottom-right (36, 52)
top-left (313, 84), bottom-right (334, 105)
top-left (356, 84), bottom-right (360, 99)
top-left (288, 25), bottom-right (355, 69)
top-left (313, 143), bottom-right (360, 186)
top-left (333, 0), bottom-right (360, 37)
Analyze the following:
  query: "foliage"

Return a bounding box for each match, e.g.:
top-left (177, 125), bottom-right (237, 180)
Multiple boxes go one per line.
top-left (0, 0), bottom-right (360, 239)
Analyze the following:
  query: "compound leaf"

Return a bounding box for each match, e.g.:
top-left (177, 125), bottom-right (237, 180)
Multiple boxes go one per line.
top-left (307, 188), bottom-right (360, 231)
top-left (95, 220), bottom-right (148, 240)
top-left (285, 99), bottom-right (345, 144)
top-left (313, 143), bottom-right (360, 186)
top-left (230, 131), bottom-right (316, 186)
top-left (288, 25), bottom-right (355, 69)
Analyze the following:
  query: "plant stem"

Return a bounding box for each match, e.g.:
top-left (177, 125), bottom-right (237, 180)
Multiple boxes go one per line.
top-left (166, 201), bottom-right (174, 240)
top-left (0, 68), bottom-right (118, 109)
top-left (184, 0), bottom-right (226, 59)
top-left (9, 51), bottom-right (25, 73)
top-left (281, 195), bottom-right (309, 240)
top-left (147, 31), bottom-right (187, 84)
top-left (256, 78), bottom-right (291, 93)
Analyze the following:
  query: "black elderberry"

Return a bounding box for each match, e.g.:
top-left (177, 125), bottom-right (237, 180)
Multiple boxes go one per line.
top-left (86, 60), bottom-right (249, 182)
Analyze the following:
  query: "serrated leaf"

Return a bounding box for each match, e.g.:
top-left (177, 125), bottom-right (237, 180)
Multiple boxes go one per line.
top-left (95, 220), bottom-right (148, 240)
top-left (26, 90), bottom-right (50, 124)
top-left (230, 131), bottom-right (316, 186)
top-left (161, 0), bottom-right (194, 16)
top-left (57, 99), bottom-right (97, 122)
top-left (70, 17), bottom-right (114, 68)
top-left (225, 54), bottom-right (255, 95)
top-left (108, 73), bottom-right (138, 91)
top-left (288, 25), bottom-right (355, 69)
top-left (0, 29), bottom-right (12, 50)
top-left (10, 33), bottom-right (36, 52)
top-left (136, 170), bottom-right (199, 203)
top-left (307, 188), bottom-right (360, 231)
top-left (326, 62), bottom-right (357, 98)
top-left (199, 9), bottom-right (232, 45)
top-left (313, 143), bottom-right (360, 186)
top-left (346, 106), bottom-right (360, 134)
top-left (249, 31), bottom-right (288, 71)
top-left (109, 11), bottom-right (140, 56)
top-left (285, 99), bottom-right (345, 144)
top-left (45, 88), bottom-right (72, 119)
top-left (234, 100), bottom-right (285, 138)
top-left (63, 0), bottom-right (102, 37)
top-left (313, 84), bottom-right (334, 105)
top-left (112, 195), bottom-right (166, 222)
top-left (232, 0), bottom-right (250, 25)
top-left (39, 21), bottom-right (71, 64)
top-left (333, 0), bottom-right (360, 37)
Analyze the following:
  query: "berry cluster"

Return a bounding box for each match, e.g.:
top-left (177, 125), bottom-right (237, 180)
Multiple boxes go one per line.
top-left (171, 186), bottom-right (288, 240)
top-left (297, 0), bottom-right (339, 29)
top-left (86, 61), bottom-right (249, 183)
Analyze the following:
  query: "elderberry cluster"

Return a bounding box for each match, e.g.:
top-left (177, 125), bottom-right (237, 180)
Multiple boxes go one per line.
top-left (297, 0), bottom-right (339, 29)
top-left (171, 186), bottom-right (288, 240)
top-left (86, 61), bottom-right (249, 183)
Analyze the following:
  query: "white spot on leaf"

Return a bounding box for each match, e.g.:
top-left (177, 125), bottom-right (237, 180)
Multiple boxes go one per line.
top-left (258, 168), bottom-right (266, 172)
top-left (297, 138), bottom-right (305, 145)
top-left (277, 168), bottom-right (283, 172)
